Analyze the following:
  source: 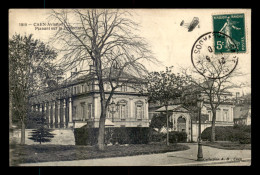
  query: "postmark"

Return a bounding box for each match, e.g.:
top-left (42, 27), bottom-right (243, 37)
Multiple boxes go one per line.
top-left (212, 13), bottom-right (246, 53)
top-left (191, 32), bottom-right (239, 79)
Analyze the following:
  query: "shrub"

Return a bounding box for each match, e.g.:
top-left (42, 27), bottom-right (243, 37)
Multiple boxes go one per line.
top-left (201, 125), bottom-right (251, 144)
top-left (238, 132), bottom-right (251, 144)
top-left (169, 131), bottom-right (187, 143)
top-left (149, 130), bottom-right (166, 142)
top-left (234, 124), bottom-right (251, 133)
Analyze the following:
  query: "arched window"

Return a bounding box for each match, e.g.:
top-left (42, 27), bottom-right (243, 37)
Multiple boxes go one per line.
top-left (177, 116), bottom-right (186, 132)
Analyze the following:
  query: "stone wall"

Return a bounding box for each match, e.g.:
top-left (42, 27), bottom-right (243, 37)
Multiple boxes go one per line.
top-left (10, 129), bottom-right (75, 145)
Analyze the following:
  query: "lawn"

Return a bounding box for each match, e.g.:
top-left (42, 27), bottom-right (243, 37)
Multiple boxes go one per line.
top-left (202, 141), bottom-right (251, 150)
top-left (10, 143), bottom-right (190, 166)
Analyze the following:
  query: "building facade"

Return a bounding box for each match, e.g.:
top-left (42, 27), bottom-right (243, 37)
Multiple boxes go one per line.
top-left (154, 102), bottom-right (234, 142)
top-left (29, 69), bottom-right (149, 129)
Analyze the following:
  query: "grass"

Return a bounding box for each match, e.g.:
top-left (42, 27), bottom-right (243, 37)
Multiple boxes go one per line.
top-left (10, 143), bottom-right (190, 166)
top-left (202, 141), bottom-right (251, 150)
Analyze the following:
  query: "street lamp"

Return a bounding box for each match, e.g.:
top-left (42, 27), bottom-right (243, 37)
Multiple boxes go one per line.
top-left (197, 95), bottom-right (204, 161)
top-left (108, 100), bottom-right (119, 122)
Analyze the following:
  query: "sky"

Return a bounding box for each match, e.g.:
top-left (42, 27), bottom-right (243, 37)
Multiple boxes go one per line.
top-left (9, 9), bottom-right (251, 95)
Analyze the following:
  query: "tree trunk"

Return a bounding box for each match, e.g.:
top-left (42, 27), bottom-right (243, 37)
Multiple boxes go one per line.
top-left (9, 98), bottom-right (12, 130)
top-left (97, 100), bottom-right (107, 151)
top-left (165, 105), bottom-right (169, 146)
top-left (190, 119), bottom-right (193, 142)
top-left (21, 119), bottom-right (25, 145)
top-left (211, 110), bottom-right (216, 142)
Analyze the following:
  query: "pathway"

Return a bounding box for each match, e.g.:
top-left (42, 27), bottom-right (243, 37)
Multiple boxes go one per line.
top-left (18, 143), bottom-right (251, 166)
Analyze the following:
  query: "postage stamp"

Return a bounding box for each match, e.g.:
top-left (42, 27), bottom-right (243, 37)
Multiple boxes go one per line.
top-left (212, 13), bottom-right (246, 53)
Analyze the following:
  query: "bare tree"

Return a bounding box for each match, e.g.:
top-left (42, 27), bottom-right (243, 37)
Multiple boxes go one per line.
top-left (180, 55), bottom-right (246, 142)
top-left (49, 9), bottom-right (156, 150)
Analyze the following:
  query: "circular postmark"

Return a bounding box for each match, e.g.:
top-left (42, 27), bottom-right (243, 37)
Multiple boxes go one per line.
top-left (191, 32), bottom-right (239, 79)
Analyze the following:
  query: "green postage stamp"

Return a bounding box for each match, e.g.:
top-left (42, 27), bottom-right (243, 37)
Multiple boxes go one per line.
top-left (213, 13), bottom-right (246, 53)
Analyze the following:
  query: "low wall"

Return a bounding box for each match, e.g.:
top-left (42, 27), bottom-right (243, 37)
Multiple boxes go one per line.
top-left (10, 129), bottom-right (75, 145)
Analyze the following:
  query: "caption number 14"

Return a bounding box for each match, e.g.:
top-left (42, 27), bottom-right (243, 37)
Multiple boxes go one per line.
top-left (216, 41), bottom-right (224, 50)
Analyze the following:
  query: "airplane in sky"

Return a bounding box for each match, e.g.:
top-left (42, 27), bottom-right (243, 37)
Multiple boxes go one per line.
top-left (180, 17), bottom-right (200, 32)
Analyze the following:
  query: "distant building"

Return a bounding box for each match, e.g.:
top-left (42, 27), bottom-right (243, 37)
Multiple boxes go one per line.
top-left (233, 104), bottom-right (251, 125)
top-left (149, 81), bottom-right (235, 142)
top-left (153, 102), bottom-right (234, 142)
top-left (231, 92), bottom-right (251, 126)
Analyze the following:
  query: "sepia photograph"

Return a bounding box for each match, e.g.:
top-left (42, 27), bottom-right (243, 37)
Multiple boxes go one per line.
top-left (9, 8), bottom-right (251, 166)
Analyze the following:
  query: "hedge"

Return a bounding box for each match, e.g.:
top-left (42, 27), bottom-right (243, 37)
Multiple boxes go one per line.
top-left (74, 127), bottom-right (152, 145)
top-left (201, 125), bottom-right (251, 144)
top-left (168, 131), bottom-right (187, 143)
top-left (74, 127), bottom-right (99, 145)
top-left (149, 130), bottom-right (166, 142)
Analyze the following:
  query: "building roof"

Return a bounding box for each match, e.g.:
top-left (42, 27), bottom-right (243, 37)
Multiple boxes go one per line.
top-left (155, 105), bottom-right (189, 113)
top-left (61, 67), bottom-right (146, 87)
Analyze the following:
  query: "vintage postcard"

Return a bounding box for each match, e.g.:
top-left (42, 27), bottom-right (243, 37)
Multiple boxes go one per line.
top-left (9, 9), bottom-right (251, 166)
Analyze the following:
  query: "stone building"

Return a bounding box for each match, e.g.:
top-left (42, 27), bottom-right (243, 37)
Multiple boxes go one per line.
top-left (29, 66), bottom-right (149, 130)
top-left (150, 84), bottom-right (235, 142)
top-left (154, 102), bottom-right (234, 142)
top-left (233, 105), bottom-right (251, 126)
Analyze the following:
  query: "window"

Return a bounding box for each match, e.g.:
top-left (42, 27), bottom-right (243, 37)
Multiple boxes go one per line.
top-left (121, 105), bottom-right (126, 118)
top-left (85, 83), bottom-right (88, 92)
top-left (81, 102), bottom-right (86, 121)
top-left (135, 101), bottom-right (144, 119)
top-left (208, 111), bottom-right (212, 121)
top-left (74, 87), bottom-right (77, 94)
top-left (118, 100), bottom-right (127, 119)
top-left (88, 83), bottom-right (92, 91)
top-left (81, 84), bottom-right (84, 93)
top-left (107, 108), bottom-right (110, 118)
top-left (85, 83), bottom-right (91, 92)
top-left (72, 106), bottom-right (77, 119)
top-left (223, 109), bottom-right (229, 121)
top-left (136, 105), bottom-right (142, 118)
top-left (121, 84), bottom-right (127, 92)
top-left (77, 86), bottom-right (80, 94)
top-left (216, 109), bottom-right (221, 121)
top-left (88, 104), bottom-right (92, 119)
